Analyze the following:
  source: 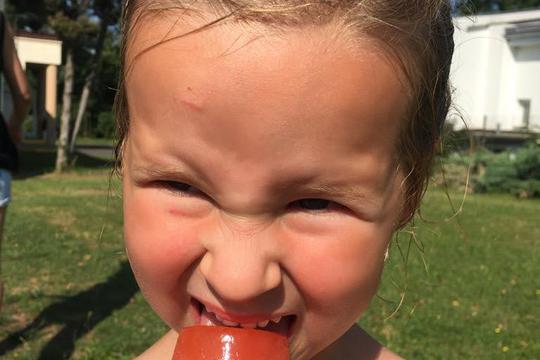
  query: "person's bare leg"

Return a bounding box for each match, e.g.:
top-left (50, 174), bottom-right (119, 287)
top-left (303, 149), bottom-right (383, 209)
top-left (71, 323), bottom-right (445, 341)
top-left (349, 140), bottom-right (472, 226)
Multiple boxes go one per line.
top-left (0, 206), bottom-right (6, 312)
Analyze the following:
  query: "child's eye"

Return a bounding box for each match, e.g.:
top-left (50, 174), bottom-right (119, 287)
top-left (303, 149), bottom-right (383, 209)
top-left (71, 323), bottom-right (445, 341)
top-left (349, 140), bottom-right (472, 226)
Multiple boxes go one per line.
top-left (290, 198), bottom-right (334, 211)
top-left (158, 181), bottom-right (204, 196)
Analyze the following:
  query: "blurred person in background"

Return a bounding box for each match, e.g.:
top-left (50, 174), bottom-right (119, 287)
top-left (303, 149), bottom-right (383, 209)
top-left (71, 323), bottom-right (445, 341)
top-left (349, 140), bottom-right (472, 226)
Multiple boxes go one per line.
top-left (0, 10), bottom-right (31, 312)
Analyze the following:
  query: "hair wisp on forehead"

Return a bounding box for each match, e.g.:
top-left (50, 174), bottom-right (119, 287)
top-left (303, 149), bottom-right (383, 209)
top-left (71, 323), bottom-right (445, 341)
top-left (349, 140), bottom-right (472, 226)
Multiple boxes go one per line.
top-left (115, 0), bottom-right (454, 227)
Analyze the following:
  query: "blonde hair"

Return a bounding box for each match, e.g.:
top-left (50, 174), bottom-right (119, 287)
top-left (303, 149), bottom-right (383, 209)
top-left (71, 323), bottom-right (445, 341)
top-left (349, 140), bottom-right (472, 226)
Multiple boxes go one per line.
top-left (114, 0), bottom-right (454, 227)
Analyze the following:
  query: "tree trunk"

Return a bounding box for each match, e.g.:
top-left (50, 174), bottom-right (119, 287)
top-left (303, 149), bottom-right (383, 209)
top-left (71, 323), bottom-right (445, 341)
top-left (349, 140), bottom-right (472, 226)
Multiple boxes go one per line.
top-left (69, 16), bottom-right (108, 153)
top-left (69, 76), bottom-right (92, 153)
top-left (56, 49), bottom-right (74, 172)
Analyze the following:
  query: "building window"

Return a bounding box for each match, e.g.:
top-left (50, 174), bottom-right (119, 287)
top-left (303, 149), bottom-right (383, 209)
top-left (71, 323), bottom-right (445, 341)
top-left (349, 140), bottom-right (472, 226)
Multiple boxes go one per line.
top-left (518, 99), bottom-right (531, 129)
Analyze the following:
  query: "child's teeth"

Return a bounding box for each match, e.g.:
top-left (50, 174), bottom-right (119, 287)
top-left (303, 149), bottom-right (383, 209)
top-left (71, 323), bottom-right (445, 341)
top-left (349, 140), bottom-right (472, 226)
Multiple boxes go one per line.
top-left (213, 312), bottom-right (238, 327)
top-left (202, 304), bottom-right (278, 329)
top-left (222, 319), bottom-right (239, 327)
top-left (257, 320), bottom-right (269, 328)
top-left (240, 322), bottom-right (257, 329)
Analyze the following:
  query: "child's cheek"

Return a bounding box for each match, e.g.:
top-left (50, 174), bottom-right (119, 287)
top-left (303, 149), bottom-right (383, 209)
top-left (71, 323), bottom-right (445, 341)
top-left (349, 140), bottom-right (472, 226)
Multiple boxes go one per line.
top-left (286, 227), bottom-right (387, 347)
top-left (124, 189), bottom-right (209, 287)
top-left (284, 220), bottom-right (388, 315)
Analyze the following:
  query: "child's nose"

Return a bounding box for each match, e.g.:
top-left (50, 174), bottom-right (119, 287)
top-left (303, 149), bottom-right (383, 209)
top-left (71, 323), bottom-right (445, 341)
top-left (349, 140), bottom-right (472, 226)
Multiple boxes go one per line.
top-left (199, 225), bottom-right (282, 302)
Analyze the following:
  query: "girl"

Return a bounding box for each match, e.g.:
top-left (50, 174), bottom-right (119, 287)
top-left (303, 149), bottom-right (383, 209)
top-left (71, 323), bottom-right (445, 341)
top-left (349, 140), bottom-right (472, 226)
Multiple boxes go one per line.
top-left (115, 1), bottom-right (454, 359)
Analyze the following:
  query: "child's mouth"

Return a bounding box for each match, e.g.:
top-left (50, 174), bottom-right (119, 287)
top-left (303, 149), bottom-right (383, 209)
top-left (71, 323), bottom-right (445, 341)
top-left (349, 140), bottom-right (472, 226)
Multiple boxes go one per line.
top-left (192, 298), bottom-right (295, 337)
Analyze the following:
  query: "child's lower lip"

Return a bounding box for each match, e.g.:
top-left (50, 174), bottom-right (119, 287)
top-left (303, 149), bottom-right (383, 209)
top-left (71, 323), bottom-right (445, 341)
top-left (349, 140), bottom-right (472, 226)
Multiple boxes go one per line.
top-left (190, 298), bottom-right (295, 337)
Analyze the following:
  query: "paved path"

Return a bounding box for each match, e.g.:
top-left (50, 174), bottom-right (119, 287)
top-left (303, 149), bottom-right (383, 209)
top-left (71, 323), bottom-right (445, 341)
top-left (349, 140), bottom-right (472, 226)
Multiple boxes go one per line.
top-left (75, 145), bottom-right (115, 161)
top-left (20, 142), bottom-right (115, 161)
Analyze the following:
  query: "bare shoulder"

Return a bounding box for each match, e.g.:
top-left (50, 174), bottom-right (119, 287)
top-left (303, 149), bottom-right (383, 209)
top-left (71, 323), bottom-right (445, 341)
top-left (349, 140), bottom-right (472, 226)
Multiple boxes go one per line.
top-left (135, 329), bottom-right (178, 360)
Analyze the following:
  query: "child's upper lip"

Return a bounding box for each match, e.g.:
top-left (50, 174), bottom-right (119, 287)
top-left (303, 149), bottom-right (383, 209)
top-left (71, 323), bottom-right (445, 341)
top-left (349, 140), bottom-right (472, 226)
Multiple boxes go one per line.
top-left (199, 298), bottom-right (289, 324)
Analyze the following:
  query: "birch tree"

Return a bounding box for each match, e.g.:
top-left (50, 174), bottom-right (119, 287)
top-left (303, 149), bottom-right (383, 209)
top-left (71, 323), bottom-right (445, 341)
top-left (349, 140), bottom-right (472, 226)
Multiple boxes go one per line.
top-left (48, 4), bottom-right (95, 172)
top-left (69, 0), bottom-right (121, 153)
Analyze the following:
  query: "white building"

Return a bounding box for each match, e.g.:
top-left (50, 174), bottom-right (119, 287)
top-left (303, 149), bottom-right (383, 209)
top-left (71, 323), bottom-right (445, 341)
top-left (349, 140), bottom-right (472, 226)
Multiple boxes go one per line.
top-left (1, 31), bottom-right (62, 144)
top-left (451, 9), bottom-right (540, 139)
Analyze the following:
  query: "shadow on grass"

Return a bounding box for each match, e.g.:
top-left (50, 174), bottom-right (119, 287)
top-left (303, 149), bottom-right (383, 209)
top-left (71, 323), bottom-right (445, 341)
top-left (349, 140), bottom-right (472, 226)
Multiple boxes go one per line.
top-left (0, 262), bottom-right (139, 359)
top-left (16, 144), bottom-right (113, 179)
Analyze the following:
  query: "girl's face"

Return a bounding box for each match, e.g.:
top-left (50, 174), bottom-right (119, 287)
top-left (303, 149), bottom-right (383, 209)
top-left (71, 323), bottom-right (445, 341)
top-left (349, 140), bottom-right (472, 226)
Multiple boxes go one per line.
top-left (122, 13), bottom-right (408, 360)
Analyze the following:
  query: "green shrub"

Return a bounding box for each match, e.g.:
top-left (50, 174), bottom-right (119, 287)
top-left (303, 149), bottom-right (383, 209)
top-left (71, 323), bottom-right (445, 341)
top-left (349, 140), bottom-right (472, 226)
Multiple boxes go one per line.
top-left (514, 143), bottom-right (540, 180)
top-left (508, 179), bottom-right (540, 198)
top-left (440, 143), bottom-right (540, 198)
top-left (474, 151), bottom-right (517, 194)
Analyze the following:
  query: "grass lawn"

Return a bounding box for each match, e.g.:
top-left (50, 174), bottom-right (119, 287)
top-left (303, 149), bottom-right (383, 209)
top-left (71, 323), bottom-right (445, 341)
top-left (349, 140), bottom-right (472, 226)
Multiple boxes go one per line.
top-left (0, 152), bottom-right (538, 359)
top-left (361, 189), bottom-right (540, 359)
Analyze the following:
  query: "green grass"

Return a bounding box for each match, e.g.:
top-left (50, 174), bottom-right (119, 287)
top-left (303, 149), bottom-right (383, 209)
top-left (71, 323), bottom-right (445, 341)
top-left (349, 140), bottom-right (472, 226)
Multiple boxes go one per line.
top-left (0, 154), bottom-right (538, 359)
top-left (0, 171), bottom-right (167, 359)
top-left (361, 190), bottom-right (540, 359)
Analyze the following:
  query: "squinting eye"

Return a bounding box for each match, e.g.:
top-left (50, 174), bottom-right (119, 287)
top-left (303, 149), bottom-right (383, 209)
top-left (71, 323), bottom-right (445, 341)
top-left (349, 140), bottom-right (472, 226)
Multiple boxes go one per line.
top-left (291, 198), bottom-right (331, 211)
top-left (159, 181), bottom-right (203, 196)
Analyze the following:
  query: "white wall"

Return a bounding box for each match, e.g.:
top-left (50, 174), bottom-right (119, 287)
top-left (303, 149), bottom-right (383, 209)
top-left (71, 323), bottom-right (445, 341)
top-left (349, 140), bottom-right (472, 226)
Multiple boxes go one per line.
top-left (450, 10), bottom-right (540, 132)
top-left (14, 36), bottom-right (62, 69)
top-left (514, 45), bottom-right (540, 130)
top-left (2, 35), bottom-right (62, 138)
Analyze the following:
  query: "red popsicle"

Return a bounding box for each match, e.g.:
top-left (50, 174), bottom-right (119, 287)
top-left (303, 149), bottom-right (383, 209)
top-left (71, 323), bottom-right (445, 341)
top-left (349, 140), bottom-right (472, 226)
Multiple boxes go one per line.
top-left (172, 325), bottom-right (290, 360)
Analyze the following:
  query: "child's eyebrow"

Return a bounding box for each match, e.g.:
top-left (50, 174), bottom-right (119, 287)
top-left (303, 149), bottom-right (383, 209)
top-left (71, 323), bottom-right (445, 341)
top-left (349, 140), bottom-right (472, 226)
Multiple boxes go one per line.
top-left (272, 174), bottom-right (383, 205)
top-left (129, 165), bottom-right (192, 181)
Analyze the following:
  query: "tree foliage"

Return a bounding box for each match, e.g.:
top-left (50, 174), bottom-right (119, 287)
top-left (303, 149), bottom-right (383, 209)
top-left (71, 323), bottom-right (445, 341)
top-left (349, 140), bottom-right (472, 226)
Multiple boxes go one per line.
top-left (8, 0), bottom-right (121, 126)
top-left (7, 0), bottom-right (121, 171)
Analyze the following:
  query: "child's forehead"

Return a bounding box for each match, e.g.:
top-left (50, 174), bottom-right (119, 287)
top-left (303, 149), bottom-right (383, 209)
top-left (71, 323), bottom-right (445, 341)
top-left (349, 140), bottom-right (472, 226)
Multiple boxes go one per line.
top-left (126, 8), bottom-right (411, 106)
top-left (127, 16), bottom-right (408, 144)
top-left (126, 7), bottom-right (386, 72)
top-left (128, 11), bottom-right (408, 123)
top-left (126, 7), bottom-right (411, 150)
top-left (126, 12), bottom-right (409, 122)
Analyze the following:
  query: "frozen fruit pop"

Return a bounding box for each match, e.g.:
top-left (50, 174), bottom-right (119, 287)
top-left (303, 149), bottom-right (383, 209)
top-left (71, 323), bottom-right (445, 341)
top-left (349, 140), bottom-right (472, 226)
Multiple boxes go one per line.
top-left (172, 325), bottom-right (290, 360)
